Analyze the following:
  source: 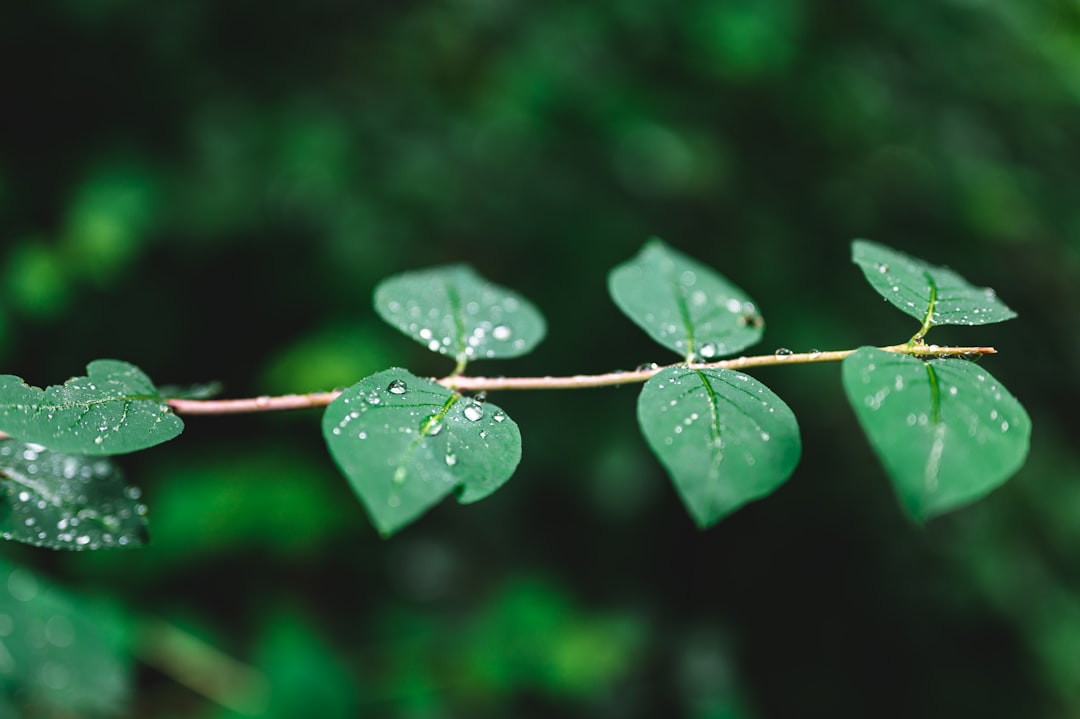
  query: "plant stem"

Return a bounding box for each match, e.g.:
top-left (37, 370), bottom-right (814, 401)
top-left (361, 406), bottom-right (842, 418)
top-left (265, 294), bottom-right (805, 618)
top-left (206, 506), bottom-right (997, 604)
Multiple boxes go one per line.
top-left (164, 343), bottom-right (996, 415)
top-left (133, 617), bottom-right (270, 715)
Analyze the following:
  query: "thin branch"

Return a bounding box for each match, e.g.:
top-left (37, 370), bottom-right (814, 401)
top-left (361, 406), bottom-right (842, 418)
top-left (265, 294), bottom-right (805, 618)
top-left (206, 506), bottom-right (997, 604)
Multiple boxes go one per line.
top-left (167, 392), bottom-right (339, 415)
top-left (162, 343), bottom-right (996, 415)
top-left (133, 617), bottom-right (271, 715)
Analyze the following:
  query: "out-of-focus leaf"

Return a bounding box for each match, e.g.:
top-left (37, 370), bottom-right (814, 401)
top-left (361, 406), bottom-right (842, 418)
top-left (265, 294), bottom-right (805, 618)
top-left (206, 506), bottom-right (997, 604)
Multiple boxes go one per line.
top-left (0, 440), bottom-right (147, 550)
top-left (156, 382), bottom-right (224, 400)
top-left (0, 557), bottom-right (131, 716)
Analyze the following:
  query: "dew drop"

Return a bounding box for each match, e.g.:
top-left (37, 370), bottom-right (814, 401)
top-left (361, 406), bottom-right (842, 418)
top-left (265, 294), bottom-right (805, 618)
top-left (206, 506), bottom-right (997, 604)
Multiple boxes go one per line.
top-left (93, 436), bottom-right (104, 445)
top-left (698, 342), bottom-right (719, 359)
top-left (426, 420), bottom-right (444, 436)
top-left (492, 411), bottom-right (506, 423)
top-left (463, 403), bottom-right (484, 422)
top-left (387, 379), bottom-right (408, 395)
top-left (492, 325), bottom-right (512, 341)
top-left (445, 453), bottom-right (458, 467)
top-left (393, 467), bottom-right (407, 484)
top-left (774, 348), bottom-right (793, 357)
top-left (123, 486), bottom-right (142, 501)
top-left (877, 263), bottom-right (889, 274)
top-left (808, 349), bottom-right (822, 358)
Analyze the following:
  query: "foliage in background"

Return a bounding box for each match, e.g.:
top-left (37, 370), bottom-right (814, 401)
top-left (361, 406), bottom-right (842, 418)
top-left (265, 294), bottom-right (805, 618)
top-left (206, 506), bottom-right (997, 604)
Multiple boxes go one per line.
top-left (0, 0), bottom-right (1078, 716)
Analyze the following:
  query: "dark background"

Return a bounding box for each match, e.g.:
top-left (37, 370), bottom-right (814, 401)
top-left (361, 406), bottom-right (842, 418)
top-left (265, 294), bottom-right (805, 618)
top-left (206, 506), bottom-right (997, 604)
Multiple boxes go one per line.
top-left (2, 1), bottom-right (1079, 717)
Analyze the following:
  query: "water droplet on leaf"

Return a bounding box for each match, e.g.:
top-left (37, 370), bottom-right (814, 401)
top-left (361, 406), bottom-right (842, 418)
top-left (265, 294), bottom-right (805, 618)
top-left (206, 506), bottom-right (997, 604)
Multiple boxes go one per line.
top-left (387, 379), bottom-right (408, 395)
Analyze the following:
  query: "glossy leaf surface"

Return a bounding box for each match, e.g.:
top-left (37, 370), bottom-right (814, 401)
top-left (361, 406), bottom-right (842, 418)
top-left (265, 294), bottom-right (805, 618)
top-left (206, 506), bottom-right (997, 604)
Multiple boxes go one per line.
top-left (323, 368), bottom-right (521, 536)
top-left (842, 347), bottom-right (1031, 520)
top-left (0, 440), bottom-right (148, 550)
top-left (0, 360), bottom-right (183, 455)
top-left (638, 366), bottom-right (801, 527)
top-left (609, 239), bottom-right (764, 360)
top-left (852, 240), bottom-right (1016, 327)
top-left (374, 265), bottom-right (546, 363)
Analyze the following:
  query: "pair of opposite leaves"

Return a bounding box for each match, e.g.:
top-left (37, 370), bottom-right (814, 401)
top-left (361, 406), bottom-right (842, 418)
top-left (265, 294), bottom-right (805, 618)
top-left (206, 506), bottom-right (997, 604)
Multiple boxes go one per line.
top-left (323, 239), bottom-right (1030, 536)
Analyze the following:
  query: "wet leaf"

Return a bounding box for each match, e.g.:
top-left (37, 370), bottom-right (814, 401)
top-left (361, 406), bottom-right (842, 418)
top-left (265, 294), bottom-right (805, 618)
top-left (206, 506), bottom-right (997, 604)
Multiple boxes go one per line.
top-left (609, 239), bottom-right (764, 361)
top-left (322, 368), bottom-right (521, 536)
top-left (374, 265), bottom-right (546, 364)
top-left (852, 240), bottom-right (1016, 328)
top-left (0, 557), bottom-right (131, 715)
top-left (0, 360), bottom-right (183, 455)
top-left (0, 440), bottom-right (148, 550)
top-left (638, 366), bottom-right (801, 527)
top-left (842, 347), bottom-right (1031, 520)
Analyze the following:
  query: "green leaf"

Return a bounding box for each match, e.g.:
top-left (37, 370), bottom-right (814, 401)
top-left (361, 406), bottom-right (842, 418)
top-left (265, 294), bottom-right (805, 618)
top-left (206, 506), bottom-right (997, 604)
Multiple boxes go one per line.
top-left (0, 440), bottom-right (148, 550)
top-left (374, 265), bottom-right (546, 364)
top-left (842, 347), bottom-right (1031, 520)
top-left (609, 239), bottom-right (764, 360)
top-left (0, 557), bottom-right (132, 715)
top-left (156, 381), bottom-right (224, 400)
top-left (323, 368), bottom-right (522, 536)
top-left (0, 360), bottom-right (183, 455)
top-left (852, 240), bottom-right (1016, 329)
top-left (637, 366), bottom-right (801, 527)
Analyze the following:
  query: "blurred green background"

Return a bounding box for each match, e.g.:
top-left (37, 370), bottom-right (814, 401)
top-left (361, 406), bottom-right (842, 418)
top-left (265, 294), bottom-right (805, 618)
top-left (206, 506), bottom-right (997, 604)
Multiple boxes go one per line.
top-left (2, 0), bottom-right (1079, 716)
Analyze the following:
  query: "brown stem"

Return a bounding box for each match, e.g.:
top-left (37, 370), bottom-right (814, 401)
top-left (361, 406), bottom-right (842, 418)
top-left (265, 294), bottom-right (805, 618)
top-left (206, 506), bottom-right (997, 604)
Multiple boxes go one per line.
top-left (163, 343), bottom-right (996, 414)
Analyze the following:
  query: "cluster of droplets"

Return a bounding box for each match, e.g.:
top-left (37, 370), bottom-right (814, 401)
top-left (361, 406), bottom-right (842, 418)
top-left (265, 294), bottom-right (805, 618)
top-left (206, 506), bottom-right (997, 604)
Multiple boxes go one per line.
top-left (0, 441), bottom-right (148, 550)
top-left (648, 370), bottom-right (776, 470)
top-left (328, 376), bottom-right (511, 513)
top-left (636, 265), bottom-right (763, 357)
top-left (383, 283), bottom-right (531, 360)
